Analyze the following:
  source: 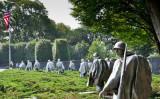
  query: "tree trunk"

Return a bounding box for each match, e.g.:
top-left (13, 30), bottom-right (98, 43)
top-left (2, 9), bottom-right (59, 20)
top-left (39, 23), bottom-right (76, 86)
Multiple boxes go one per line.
top-left (153, 30), bottom-right (160, 54)
top-left (145, 0), bottom-right (160, 54)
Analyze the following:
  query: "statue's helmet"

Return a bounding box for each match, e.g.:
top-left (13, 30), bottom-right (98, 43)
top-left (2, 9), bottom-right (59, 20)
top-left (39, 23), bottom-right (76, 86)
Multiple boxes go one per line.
top-left (81, 59), bottom-right (84, 62)
top-left (113, 41), bottom-right (125, 50)
top-left (93, 52), bottom-right (99, 57)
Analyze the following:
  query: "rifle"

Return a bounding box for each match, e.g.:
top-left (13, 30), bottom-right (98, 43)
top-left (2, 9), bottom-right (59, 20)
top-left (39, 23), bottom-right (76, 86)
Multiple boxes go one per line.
top-left (118, 45), bottom-right (127, 98)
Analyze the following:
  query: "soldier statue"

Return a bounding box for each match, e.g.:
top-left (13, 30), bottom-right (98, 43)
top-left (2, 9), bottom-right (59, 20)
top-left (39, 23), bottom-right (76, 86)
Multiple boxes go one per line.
top-left (56, 59), bottom-right (65, 74)
top-left (87, 52), bottom-right (110, 92)
top-left (25, 60), bottom-right (32, 71)
top-left (79, 59), bottom-right (88, 78)
top-left (99, 41), bottom-right (152, 99)
top-left (33, 60), bottom-right (40, 71)
top-left (68, 61), bottom-right (75, 71)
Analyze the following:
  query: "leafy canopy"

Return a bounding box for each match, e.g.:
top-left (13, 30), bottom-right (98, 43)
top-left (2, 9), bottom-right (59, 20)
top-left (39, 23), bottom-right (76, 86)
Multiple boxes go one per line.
top-left (69, 0), bottom-right (155, 50)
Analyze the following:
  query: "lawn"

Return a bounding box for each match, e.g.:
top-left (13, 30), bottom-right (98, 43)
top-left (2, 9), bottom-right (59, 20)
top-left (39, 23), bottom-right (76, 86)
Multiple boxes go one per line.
top-left (0, 69), bottom-right (159, 99)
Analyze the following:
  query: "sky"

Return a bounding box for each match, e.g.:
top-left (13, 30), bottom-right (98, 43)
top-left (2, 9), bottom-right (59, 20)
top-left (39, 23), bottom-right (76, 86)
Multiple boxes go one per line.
top-left (39, 0), bottom-right (81, 29)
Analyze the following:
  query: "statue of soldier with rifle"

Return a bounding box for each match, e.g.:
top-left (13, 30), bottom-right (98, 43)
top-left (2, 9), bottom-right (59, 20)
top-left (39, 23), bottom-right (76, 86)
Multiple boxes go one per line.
top-left (99, 41), bottom-right (152, 99)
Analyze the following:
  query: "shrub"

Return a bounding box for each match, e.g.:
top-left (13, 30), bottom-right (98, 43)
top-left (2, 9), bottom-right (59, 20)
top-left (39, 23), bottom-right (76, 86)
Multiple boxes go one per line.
top-left (74, 41), bottom-right (89, 60)
top-left (0, 43), bottom-right (15, 64)
top-left (25, 41), bottom-right (36, 62)
top-left (12, 43), bottom-right (26, 63)
top-left (86, 40), bottom-right (106, 60)
top-left (52, 39), bottom-right (70, 61)
top-left (0, 43), bottom-right (9, 64)
top-left (35, 39), bottom-right (52, 62)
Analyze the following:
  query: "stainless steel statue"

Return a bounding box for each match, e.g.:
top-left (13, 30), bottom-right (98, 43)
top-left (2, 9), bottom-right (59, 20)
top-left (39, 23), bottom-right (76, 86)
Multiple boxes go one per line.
top-left (88, 60), bottom-right (92, 73)
top-left (25, 60), bottom-right (32, 71)
top-left (68, 61), bottom-right (75, 71)
top-left (99, 41), bottom-right (152, 99)
top-left (56, 59), bottom-right (65, 74)
top-left (33, 60), bottom-right (40, 71)
top-left (79, 59), bottom-right (88, 77)
top-left (87, 52), bottom-right (110, 92)
top-left (45, 60), bottom-right (55, 72)
top-left (19, 61), bottom-right (25, 70)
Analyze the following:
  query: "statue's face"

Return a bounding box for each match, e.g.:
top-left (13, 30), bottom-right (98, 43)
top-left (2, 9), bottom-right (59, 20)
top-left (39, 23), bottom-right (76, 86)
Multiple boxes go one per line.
top-left (115, 48), bottom-right (124, 58)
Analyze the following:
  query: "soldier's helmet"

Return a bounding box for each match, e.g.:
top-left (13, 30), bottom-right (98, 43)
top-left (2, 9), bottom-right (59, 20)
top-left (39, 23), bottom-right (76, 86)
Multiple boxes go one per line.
top-left (81, 59), bottom-right (84, 62)
top-left (93, 52), bottom-right (99, 57)
top-left (113, 41), bottom-right (125, 50)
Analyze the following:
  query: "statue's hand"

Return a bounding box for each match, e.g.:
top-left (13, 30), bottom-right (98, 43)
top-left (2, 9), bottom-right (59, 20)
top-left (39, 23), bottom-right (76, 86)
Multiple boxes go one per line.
top-left (99, 90), bottom-right (106, 99)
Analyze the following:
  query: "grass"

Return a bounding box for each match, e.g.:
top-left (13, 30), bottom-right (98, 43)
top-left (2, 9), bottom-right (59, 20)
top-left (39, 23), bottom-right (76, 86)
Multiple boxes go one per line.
top-left (0, 69), bottom-right (160, 99)
top-left (0, 69), bottom-right (98, 99)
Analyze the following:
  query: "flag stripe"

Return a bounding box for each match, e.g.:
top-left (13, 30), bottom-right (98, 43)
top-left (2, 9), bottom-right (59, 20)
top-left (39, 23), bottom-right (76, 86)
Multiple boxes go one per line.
top-left (3, 6), bottom-right (10, 31)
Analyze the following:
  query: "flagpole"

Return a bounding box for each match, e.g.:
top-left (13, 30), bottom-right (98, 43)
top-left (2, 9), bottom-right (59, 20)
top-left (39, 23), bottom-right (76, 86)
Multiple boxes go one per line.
top-left (9, 28), bottom-right (11, 69)
top-left (8, 3), bottom-right (11, 69)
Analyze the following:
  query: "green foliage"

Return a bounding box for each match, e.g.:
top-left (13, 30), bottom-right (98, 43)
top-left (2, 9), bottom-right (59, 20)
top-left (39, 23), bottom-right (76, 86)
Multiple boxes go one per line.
top-left (52, 39), bottom-right (70, 61)
top-left (0, 70), bottom-right (159, 99)
top-left (25, 41), bottom-right (36, 62)
top-left (0, 69), bottom-right (97, 99)
top-left (148, 47), bottom-right (160, 58)
top-left (0, 43), bottom-right (10, 64)
top-left (0, 0), bottom-right (58, 43)
top-left (68, 27), bottom-right (91, 45)
top-left (69, 0), bottom-right (159, 54)
top-left (35, 39), bottom-right (52, 62)
top-left (69, 45), bottom-right (79, 60)
top-left (150, 75), bottom-right (160, 98)
top-left (86, 40), bottom-right (105, 60)
top-left (74, 41), bottom-right (89, 60)
top-left (12, 42), bottom-right (26, 63)
top-left (128, 42), bottom-right (156, 57)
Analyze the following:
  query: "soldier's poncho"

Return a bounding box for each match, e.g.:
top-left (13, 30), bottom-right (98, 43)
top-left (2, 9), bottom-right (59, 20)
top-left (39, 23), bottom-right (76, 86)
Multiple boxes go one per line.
top-left (69, 62), bottom-right (75, 70)
top-left (33, 61), bottom-right (40, 71)
top-left (56, 61), bottom-right (64, 74)
top-left (88, 62), bottom-right (92, 72)
top-left (19, 62), bottom-right (25, 70)
top-left (79, 62), bottom-right (88, 75)
top-left (102, 54), bottom-right (152, 99)
top-left (46, 61), bottom-right (55, 72)
top-left (87, 59), bottom-right (109, 90)
top-left (25, 61), bottom-right (32, 71)
top-left (105, 60), bottom-right (114, 74)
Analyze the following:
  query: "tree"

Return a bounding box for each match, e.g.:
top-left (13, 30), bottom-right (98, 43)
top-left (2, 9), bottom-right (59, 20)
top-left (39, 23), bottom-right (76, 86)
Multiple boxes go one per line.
top-left (0, 1), bottom-right (7, 43)
top-left (145, 0), bottom-right (160, 44)
top-left (86, 40), bottom-right (106, 60)
top-left (1, 0), bottom-right (58, 43)
top-left (74, 40), bottom-right (89, 59)
top-left (68, 27), bottom-right (92, 45)
top-left (55, 23), bottom-right (72, 39)
top-left (69, 0), bottom-right (160, 54)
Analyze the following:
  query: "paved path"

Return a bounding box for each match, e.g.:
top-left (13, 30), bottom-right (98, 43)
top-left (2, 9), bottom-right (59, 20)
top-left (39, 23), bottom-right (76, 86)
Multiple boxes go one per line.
top-left (0, 69), bottom-right (7, 72)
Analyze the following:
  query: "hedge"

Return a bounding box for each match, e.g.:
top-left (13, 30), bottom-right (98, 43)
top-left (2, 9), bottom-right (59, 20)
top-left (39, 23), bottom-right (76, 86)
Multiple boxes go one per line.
top-left (25, 41), bottom-right (36, 62)
top-left (0, 43), bottom-right (10, 64)
top-left (52, 39), bottom-right (70, 61)
top-left (12, 42), bottom-right (26, 63)
top-left (35, 39), bottom-right (52, 62)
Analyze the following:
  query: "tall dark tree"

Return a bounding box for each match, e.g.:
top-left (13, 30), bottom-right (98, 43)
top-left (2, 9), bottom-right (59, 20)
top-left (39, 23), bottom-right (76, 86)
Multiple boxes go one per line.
top-left (145, 0), bottom-right (160, 44)
top-left (69, 0), bottom-right (160, 54)
top-left (1, 0), bottom-right (58, 43)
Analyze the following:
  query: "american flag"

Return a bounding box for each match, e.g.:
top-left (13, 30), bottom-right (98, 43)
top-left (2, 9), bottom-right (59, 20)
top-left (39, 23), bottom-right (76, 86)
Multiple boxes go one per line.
top-left (3, 5), bottom-right (10, 31)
